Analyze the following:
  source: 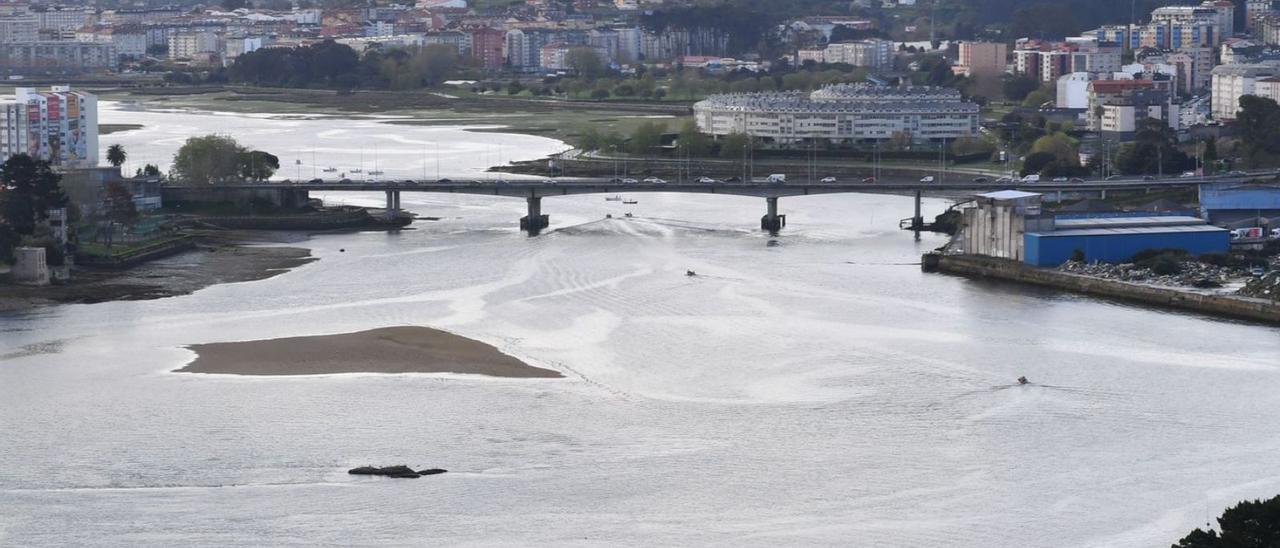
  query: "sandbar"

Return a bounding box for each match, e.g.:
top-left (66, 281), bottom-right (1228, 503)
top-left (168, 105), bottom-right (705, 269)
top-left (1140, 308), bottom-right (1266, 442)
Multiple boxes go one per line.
top-left (176, 326), bottom-right (562, 378)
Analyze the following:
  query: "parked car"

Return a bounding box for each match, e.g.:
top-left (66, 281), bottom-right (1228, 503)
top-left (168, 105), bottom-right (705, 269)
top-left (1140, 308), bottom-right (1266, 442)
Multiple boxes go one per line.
top-left (862, 176), bottom-right (877, 184)
top-left (643, 176), bottom-right (667, 185)
top-left (919, 176), bottom-right (935, 183)
top-left (820, 176), bottom-right (838, 183)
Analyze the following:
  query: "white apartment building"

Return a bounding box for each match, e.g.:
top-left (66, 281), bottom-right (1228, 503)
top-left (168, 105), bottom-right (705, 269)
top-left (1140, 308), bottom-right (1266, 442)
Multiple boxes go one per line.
top-left (823, 39), bottom-right (894, 68)
top-left (168, 31), bottom-right (222, 60)
top-left (1210, 62), bottom-right (1280, 119)
top-left (693, 84), bottom-right (979, 144)
top-left (35, 7), bottom-right (93, 31)
top-left (0, 15), bottom-right (38, 43)
top-left (0, 85), bottom-right (98, 168)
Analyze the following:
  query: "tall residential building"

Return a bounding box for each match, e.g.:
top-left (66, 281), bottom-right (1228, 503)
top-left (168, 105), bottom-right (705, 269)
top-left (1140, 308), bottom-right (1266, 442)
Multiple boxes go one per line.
top-left (954, 41), bottom-right (1007, 77)
top-left (1210, 62), bottom-right (1280, 119)
top-left (0, 85), bottom-right (98, 168)
top-left (469, 26), bottom-right (505, 69)
top-left (168, 31), bottom-right (222, 60)
top-left (0, 14), bottom-right (38, 43)
top-left (823, 39), bottom-right (893, 68)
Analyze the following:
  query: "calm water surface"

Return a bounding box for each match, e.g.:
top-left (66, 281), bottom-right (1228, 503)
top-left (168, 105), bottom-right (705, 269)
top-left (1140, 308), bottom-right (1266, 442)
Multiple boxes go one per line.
top-left (2, 108), bottom-right (1279, 547)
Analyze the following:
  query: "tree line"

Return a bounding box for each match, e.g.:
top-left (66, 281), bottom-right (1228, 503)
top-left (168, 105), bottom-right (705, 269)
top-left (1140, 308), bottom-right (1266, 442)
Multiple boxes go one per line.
top-left (226, 40), bottom-right (461, 91)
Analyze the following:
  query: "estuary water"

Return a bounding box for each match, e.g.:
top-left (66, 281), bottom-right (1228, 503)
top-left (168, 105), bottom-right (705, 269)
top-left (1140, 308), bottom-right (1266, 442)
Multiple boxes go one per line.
top-left (3, 106), bottom-right (1280, 547)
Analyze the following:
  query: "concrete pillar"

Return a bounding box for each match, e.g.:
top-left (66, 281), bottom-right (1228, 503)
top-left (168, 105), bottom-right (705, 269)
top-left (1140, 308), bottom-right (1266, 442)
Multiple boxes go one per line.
top-left (384, 190), bottom-right (396, 220)
top-left (393, 191), bottom-right (401, 210)
top-left (761, 196), bottom-right (785, 232)
top-left (520, 196), bottom-right (549, 234)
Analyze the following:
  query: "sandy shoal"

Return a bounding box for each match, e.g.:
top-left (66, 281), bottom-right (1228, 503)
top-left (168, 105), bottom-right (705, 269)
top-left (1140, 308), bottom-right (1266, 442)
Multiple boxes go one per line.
top-left (176, 326), bottom-right (562, 378)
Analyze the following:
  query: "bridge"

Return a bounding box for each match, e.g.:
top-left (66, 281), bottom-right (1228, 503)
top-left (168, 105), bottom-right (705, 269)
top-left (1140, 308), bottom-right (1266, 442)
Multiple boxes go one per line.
top-left (180, 170), bottom-right (1280, 234)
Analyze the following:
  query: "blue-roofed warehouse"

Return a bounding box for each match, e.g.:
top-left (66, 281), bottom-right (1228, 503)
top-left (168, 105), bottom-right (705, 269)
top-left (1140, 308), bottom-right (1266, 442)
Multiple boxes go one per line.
top-left (1023, 216), bottom-right (1230, 267)
top-left (957, 191), bottom-right (1231, 267)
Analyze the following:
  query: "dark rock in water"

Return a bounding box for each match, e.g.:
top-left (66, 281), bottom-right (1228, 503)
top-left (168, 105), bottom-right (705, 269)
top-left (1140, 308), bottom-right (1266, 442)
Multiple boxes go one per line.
top-left (417, 468), bottom-right (448, 476)
top-left (379, 465), bottom-right (420, 478)
top-left (349, 465), bottom-right (421, 478)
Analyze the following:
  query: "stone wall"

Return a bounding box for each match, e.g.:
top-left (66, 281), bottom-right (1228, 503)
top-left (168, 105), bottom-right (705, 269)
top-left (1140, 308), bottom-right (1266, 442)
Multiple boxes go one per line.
top-left (161, 186), bottom-right (311, 210)
top-left (926, 253), bottom-right (1280, 325)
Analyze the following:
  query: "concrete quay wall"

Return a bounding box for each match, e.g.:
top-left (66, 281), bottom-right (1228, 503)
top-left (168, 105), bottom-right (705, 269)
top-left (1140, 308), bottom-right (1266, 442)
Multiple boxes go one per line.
top-left (925, 253), bottom-right (1280, 325)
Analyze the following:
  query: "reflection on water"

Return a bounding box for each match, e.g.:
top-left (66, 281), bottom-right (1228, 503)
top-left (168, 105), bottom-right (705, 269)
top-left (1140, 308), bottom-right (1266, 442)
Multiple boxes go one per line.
top-left (98, 101), bottom-right (570, 180)
top-left (2, 112), bottom-right (1280, 547)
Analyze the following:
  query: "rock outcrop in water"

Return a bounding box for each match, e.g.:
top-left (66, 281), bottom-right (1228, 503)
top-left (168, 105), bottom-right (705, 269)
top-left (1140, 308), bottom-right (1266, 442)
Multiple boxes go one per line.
top-left (348, 465), bottom-right (447, 479)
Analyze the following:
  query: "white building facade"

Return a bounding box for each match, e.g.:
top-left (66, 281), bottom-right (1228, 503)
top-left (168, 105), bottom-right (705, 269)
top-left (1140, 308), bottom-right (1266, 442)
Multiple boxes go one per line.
top-left (0, 85), bottom-right (98, 168)
top-left (693, 84), bottom-right (979, 144)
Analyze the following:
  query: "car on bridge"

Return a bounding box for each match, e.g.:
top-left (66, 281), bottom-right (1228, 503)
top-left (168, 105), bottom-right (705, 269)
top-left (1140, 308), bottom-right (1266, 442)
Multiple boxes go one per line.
top-left (972, 177), bottom-right (989, 183)
top-left (338, 178), bottom-right (353, 184)
top-left (820, 176), bottom-right (837, 183)
top-left (308, 178), bottom-right (322, 184)
top-left (622, 178), bottom-right (639, 185)
top-left (725, 176), bottom-right (742, 183)
top-left (697, 176), bottom-right (720, 184)
top-left (919, 176), bottom-right (935, 183)
top-left (862, 176), bottom-right (876, 184)
top-left (644, 177), bottom-right (667, 185)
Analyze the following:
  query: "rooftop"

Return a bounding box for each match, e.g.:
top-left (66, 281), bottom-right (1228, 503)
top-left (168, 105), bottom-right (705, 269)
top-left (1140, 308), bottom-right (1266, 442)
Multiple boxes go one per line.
top-left (1029, 224), bottom-right (1228, 238)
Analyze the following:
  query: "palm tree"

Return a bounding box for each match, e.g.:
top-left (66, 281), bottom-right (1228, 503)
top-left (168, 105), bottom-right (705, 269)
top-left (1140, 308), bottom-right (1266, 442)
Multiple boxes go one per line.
top-left (106, 144), bottom-right (126, 168)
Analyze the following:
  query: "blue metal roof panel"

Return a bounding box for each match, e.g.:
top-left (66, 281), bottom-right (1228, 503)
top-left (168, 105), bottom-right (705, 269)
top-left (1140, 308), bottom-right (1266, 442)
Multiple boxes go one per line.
top-left (1028, 225), bottom-right (1229, 237)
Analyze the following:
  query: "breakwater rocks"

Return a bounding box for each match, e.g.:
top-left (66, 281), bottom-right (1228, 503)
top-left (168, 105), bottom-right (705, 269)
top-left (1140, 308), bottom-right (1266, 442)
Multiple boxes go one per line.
top-left (1057, 260), bottom-right (1238, 289)
top-left (1240, 272), bottom-right (1280, 301)
top-left (348, 465), bottom-right (448, 479)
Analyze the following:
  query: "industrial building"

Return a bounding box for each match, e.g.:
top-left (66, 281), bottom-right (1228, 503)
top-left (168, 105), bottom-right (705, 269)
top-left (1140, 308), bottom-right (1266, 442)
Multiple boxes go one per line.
top-left (1199, 180), bottom-right (1280, 223)
top-left (1024, 216), bottom-right (1230, 266)
top-left (957, 191), bottom-right (1230, 267)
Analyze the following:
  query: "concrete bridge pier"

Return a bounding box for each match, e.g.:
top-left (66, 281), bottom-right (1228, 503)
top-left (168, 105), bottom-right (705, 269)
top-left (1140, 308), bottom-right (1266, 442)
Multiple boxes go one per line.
top-left (761, 196), bottom-right (786, 232)
top-left (908, 190), bottom-right (924, 230)
top-left (384, 190), bottom-right (401, 220)
top-left (520, 196), bottom-right (550, 234)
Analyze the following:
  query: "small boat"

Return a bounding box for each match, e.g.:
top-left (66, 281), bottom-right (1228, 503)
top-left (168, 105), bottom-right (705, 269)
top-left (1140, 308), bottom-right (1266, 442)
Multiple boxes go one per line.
top-left (686, 270), bottom-right (697, 277)
top-left (605, 195), bottom-right (622, 202)
top-left (623, 199), bottom-right (638, 205)
top-left (1017, 376), bottom-right (1029, 385)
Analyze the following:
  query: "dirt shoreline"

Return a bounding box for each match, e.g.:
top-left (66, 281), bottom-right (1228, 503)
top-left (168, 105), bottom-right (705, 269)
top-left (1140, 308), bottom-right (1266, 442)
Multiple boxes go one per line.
top-left (176, 326), bottom-right (563, 378)
top-left (0, 243), bottom-right (315, 313)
